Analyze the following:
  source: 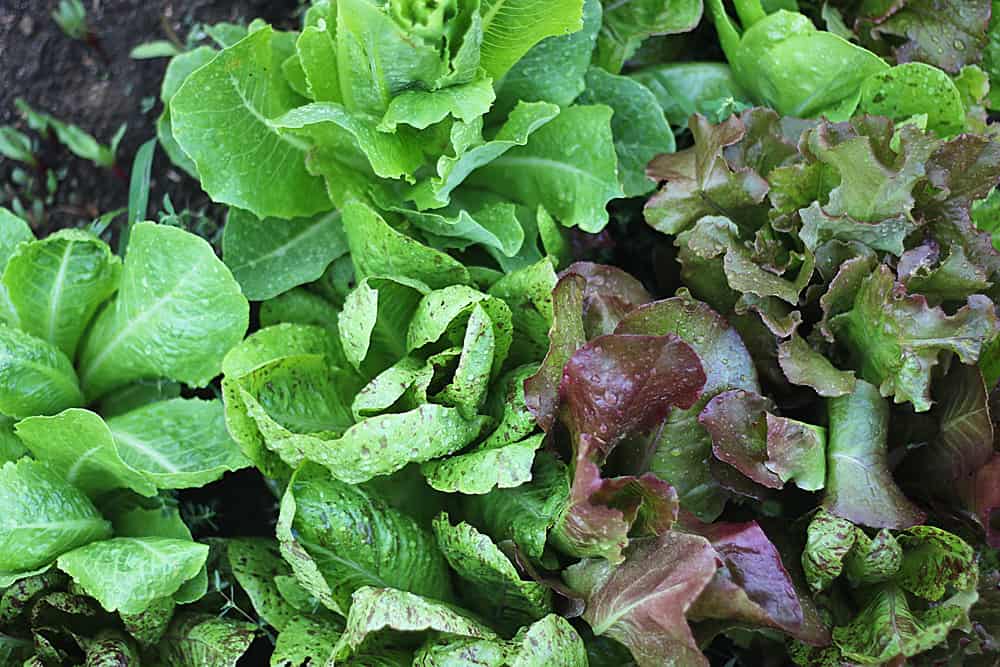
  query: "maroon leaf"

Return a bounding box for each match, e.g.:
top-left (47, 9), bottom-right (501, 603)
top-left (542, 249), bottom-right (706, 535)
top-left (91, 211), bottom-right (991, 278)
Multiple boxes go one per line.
top-left (699, 390), bottom-right (784, 489)
top-left (561, 261), bottom-right (652, 339)
top-left (565, 531), bottom-right (721, 667)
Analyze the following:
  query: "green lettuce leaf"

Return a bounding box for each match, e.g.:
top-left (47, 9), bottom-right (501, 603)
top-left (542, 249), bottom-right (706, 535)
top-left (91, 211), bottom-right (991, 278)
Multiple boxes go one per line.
top-left (823, 380), bottom-right (926, 528)
top-left (478, 0), bottom-right (585, 80)
top-left (333, 588), bottom-right (491, 662)
top-left (276, 464), bottom-right (452, 615)
top-left (578, 67), bottom-right (674, 197)
top-left (57, 537), bottom-right (208, 614)
top-left (2, 229), bottom-right (120, 358)
top-left (466, 105), bottom-right (623, 232)
top-left (222, 207), bottom-right (347, 301)
top-left (594, 0), bottom-right (703, 73)
top-left (77, 223), bottom-right (249, 399)
top-left (433, 513), bottom-right (551, 632)
top-left (0, 459), bottom-right (110, 584)
top-left (170, 27), bottom-right (331, 218)
top-left (0, 326), bottom-right (83, 419)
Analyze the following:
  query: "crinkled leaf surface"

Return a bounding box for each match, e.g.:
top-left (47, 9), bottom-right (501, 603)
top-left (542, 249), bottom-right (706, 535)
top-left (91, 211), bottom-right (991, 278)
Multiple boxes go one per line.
top-left (332, 586), bottom-right (495, 661)
top-left (478, 0), bottom-right (585, 80)
top-left (57, 537), bottom-right (208, 614)
top-left (0, 459), bottom-right (110, 581)
top-left (0, 326), bottom-right (83, 419)
top-left (276, 464), bottom-right (452, 615)
top-left (170, 27), bottom-right (330, 218)
top-left (578, 67), bottom-right (674, 197)
top-left (157, 612), bottom-right (256, 667)
top-left (2, 229), bottom-right (120, 358)
top-left (466, 105), bottom-right (623, 233)
top-left (433, 514), bottom-right (551, 633)
top-left (77, 223), bottom-right (249, 399)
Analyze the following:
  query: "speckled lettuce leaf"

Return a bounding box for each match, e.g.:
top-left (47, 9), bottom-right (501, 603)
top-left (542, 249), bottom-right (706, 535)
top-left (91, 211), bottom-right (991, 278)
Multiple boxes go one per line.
top-left (802, 510), bottom-right (858, 593)
top-left (463, 451), bottom-right (571, 561)
top-left (828, 264), bottom-right (998, 412)
top-left (276, 464), bottom-right (452, 615)
top-left (222, 207), bottom-right (347, 301)
top-left (77, 223), bottom-right (249, 400)
top-left (578, 68), bottom-right (673, 197)
top-left (57, 537), bottom-right (208, 614)
top-left (415, 615), bottom-right (588, 667)
top-left (644, 113), bottom-right (769, 236)
top-left (857, 63), bottom-right (966, 137)
top-left (332, 586), bottom-right (496, 662)
top-left (272, 615), bottom-right (344, 667)
top-left (487, 259), bottom-right (556, 365)
top-left (0, 326), bottom-right (83, 419)
top-left (843, 529), bottom-right (902, 587)
top-left (79, 630), bottom-right (140, 665)
top-left (616, 293), bottom-right (760, 521)
top-left (433, 513), bottom-right (551, 633)
top-left (221, 323), bottom-right (346, 477)
top-left (342, 201), bottom-right (470, 289)
top-left (265, 400), bottom-right (487, 484)
top-left (156, 612), bottom-right (256, 667)
top-left (831, 585), bottom-right (966, 664)
top-left (777, 333), bottom-right (855, 398)
top-left (2, 229), bottom-right (120, 358)
top-left (0, 459), bottom-right (111, 584)
top-left (564, 531), bottom-right (720, 667)
top-left (465, 105), bottom-right (623, 233)
top-left (340, 275), bottom-right (428, 375)
top-left (121, 597), bottom-right (176, 647)
top-left (225, 538), bottom-right (298, 632)
top-left (478, 0), bottom-right (585, 80)
top-left (823, 380), bottom-right (926, 528)
top-left (492, 0), bottom-right (601, 115)
top-left (407, 284), bottom-right (513, 379)
top-left (896, 526), bottom-right (977, 601)
top-left (170, 27), bottom-right (330, 218)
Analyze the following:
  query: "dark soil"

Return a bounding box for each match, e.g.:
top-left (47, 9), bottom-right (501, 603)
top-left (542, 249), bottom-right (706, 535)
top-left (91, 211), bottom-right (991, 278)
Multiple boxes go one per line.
top-left (0, 0), bottom-right (299, 237)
